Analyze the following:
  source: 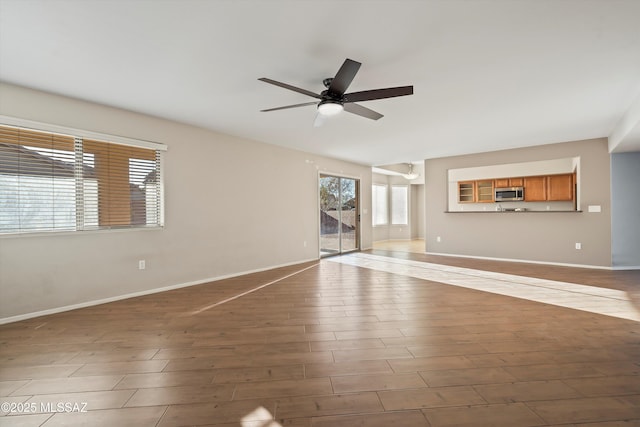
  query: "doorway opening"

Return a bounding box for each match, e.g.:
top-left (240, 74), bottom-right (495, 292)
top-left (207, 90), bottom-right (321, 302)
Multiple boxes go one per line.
top-left (319, 174), bottom-right (359, 257)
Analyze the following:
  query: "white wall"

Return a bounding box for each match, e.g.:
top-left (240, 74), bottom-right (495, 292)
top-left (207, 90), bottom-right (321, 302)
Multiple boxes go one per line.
top-left (0, 83), bottom-right (372, 321)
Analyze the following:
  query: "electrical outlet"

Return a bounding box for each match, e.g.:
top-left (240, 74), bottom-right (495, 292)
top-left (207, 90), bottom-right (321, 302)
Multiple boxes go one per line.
top-left (575, 243), bottom-right (581, 250)
top-left (437, 236), bottom-right (441, 242)
top-left (138, 260), bottom-right (146, 270)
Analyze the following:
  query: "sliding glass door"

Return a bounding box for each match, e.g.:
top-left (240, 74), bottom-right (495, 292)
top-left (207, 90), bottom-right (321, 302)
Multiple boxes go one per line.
top-left (319, 174), bottom-right (359, 256)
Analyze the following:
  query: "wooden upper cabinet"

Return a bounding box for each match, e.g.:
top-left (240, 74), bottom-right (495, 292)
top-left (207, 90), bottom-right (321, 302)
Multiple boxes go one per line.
top-left (458, 181), bottom-right (475, 203)
top-left (495, 177), bottom-right (523, 188)
top-left (524, 176), bottom-right (547, 201)
top-left (494, 178), bottom-right (509, 188)
top-left (476, 180), bottom-right (494, 202)
top-left (458, 173), bottom-right (575, 204)
top-left (547, 173), bottom-right (574, 201)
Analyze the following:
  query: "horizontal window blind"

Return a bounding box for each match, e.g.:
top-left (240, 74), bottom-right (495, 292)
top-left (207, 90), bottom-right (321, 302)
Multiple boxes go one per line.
top-left (0, 124), bottom-right (163, 234)
top-left (372, 184), bottom-right (388, 226)
top-left (391, 185), bottom-right (408, 225)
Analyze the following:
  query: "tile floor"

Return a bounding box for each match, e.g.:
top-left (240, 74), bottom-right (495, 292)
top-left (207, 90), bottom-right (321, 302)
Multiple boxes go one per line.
top-left (329, 252), bottom-right (640, 321)
top-left (0, 245), bottom-right (639, 426)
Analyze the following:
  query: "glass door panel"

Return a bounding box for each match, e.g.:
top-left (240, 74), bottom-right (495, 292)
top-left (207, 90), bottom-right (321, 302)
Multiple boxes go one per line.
top-left (340, 178), bottom-right (357, 252)
top-left (320, 175), bottom-right (359, 256)
top-left (319, 176), bottom-right (340, 255)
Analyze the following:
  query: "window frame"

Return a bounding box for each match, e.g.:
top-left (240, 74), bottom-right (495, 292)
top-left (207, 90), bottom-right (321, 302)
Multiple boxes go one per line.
top-left (0, 116), bottom-right (167, 236)
top-left (372, 183), bottom-right (388, 226)
top-left (391, 184), bottom-right (409, 225)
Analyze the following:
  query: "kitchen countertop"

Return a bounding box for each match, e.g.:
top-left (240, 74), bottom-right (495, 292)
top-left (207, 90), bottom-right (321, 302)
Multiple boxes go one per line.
top-left (445, 210), bottom-right (582, 213)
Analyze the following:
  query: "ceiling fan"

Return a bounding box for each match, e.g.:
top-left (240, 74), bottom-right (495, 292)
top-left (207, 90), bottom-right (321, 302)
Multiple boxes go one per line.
top-left (258, 58), bottom-right (413, 126)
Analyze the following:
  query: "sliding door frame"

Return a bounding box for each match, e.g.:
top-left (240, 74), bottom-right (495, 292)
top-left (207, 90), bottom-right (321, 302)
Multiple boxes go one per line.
top-left (318, 172), bottom-right (360, 258)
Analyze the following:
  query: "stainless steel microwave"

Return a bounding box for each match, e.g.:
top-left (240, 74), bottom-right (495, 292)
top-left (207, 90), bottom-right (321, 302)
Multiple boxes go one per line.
top-left (495, 187), bottom-right (524, 201)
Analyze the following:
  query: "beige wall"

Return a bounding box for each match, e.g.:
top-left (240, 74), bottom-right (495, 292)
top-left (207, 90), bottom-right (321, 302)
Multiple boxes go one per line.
top-left (424, 138), bottom-right (612, 267)
top-left (411, 184), bottom-right (425, 239)
top-left (0, 83), bottom-right (372, 321)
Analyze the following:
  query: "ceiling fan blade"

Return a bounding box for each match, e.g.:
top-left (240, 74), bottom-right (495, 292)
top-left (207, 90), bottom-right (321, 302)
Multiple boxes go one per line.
top-left (260, 101), bottom-right (318, 112)
top-left (343, 103), bottom-right (383, 120)
top-left (258, 78), bottom-right (322, 99)
top-left (328, 58), bottom-right (361, 96)
top-left (344, 86), bottom-right (414, 103)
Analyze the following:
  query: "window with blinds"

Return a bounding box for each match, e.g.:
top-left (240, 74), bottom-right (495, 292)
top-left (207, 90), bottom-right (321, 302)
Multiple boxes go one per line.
top-left (0, 124), bottom-right (163, 234)
top-left (391, 185), bottom-right (408, 225)
top-left (372, 184), bottom-right (388, 226)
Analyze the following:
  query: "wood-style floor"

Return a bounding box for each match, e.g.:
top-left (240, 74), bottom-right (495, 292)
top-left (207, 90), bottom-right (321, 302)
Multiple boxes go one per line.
top-left (1, 242), bottom-right (639, 426)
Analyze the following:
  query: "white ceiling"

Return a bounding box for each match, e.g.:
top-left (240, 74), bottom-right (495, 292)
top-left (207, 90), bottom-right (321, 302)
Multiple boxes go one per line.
top-left (1, 0), bottom-right (640, 166)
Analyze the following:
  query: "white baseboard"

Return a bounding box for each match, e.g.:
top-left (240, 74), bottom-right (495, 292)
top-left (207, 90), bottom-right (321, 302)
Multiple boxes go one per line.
top-left (0, 258), bottom-right (318, 325)
top-left (611, 265), bottom-right (640, 271)
top-left (425, 251), bottom-right (613, 270)
top-left (373, 238), bottom-right (424, 243)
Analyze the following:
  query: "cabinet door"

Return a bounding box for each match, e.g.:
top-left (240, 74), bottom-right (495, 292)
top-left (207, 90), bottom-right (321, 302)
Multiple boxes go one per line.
top-left (458, 181), bottom-right (475, 203)
top-left (494, 178), bottom-right (509, 188)
top-left (524, 176), bottom-right (546, 201)
top-left (476, 180), bottom-right (494, 202)
top-left (509, 177), bottom-right (524, 186)
top-left (547, 173), bottom-right (574, 201)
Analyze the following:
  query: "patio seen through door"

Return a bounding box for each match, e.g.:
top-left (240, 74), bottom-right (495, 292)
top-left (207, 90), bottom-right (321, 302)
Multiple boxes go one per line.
top-left (319, 174), bottom-right (359, 257)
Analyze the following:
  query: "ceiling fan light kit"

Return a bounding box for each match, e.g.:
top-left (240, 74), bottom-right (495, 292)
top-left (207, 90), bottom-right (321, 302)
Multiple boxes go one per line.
top-left (402, 163), bottom-right (419, 180)
top-left (317, 100), bottom-right (344, 116)
top-left (259, 58), bottom-right (413, 124)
